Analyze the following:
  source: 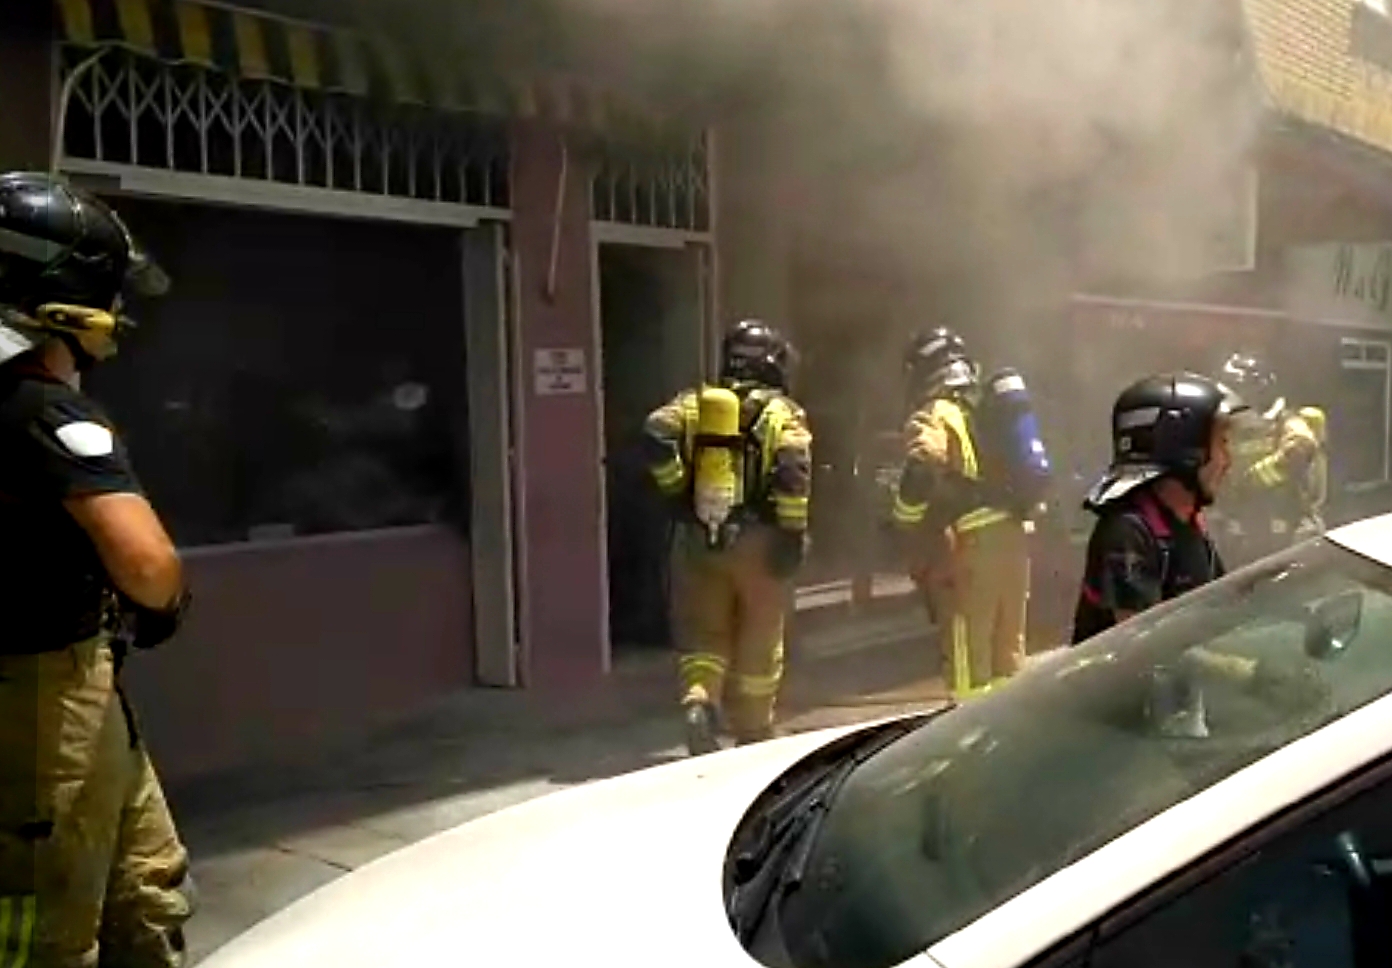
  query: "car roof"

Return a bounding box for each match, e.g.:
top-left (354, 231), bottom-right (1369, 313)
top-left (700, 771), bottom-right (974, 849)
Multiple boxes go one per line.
top-left (1327, 512), bottom-right (1392, 567)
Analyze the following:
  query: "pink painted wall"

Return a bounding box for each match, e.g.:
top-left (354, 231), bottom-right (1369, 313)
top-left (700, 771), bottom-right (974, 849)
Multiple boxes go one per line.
top-left (509, 121), bottom-right (609, 687)
top-left (122, 528), bottom-right (474, 784)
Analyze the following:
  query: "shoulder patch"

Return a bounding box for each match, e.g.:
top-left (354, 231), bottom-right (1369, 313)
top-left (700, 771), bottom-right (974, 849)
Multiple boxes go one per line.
top-left (54, 421), bottom-right (115, 458)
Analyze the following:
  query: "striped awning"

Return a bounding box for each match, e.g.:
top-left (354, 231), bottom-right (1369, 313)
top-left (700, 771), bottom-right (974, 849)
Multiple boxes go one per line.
top-left (53, 0), bottom-right (672, 135)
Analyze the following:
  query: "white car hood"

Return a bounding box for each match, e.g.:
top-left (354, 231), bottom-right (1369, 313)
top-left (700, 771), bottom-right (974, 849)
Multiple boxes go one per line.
top-left (200, 722), bottom-right (903, 968)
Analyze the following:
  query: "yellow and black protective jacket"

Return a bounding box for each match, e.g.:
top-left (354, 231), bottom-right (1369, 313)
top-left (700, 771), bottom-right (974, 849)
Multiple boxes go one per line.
top-left (891, 394), bottom-right (1014, 536)
top-left (1232, 407), bottom-right (1325, 530)
top-left (643, 383), bottom-right (812, 535)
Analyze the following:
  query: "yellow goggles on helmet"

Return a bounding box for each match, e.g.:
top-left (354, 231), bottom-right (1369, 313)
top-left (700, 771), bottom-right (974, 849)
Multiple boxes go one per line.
top-left (35, 302), bottom-right (126, 360)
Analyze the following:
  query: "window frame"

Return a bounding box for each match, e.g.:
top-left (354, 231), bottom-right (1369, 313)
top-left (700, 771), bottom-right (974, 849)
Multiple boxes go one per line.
top-left (1058, 749), bottom-right (1392, 962)
top-left (1339, 336), bottom-right (1392, 490)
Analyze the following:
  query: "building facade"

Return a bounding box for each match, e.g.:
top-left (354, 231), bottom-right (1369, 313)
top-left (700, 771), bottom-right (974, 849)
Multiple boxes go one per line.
top-left (0, 0), bottom-right (797, 782)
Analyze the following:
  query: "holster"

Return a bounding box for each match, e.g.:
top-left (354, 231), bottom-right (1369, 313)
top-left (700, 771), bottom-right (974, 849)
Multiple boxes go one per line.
top-left (101, 591), bottom-right (142, 749)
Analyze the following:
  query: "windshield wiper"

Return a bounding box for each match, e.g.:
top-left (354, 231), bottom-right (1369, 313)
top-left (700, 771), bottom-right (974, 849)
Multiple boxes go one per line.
top-left (727, 709), bottom-right (952, 945)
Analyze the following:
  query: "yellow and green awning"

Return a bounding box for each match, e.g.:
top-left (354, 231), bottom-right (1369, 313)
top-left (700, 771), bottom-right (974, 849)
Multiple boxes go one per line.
top-left (54, 0), bottom-right (673, 136)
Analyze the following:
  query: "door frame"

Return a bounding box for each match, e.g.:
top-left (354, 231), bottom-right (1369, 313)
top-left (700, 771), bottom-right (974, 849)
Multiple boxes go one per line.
top-left (1339, 335), bottom-right (1392, 490)
top-left (589, 222), bottom-right (716, 666)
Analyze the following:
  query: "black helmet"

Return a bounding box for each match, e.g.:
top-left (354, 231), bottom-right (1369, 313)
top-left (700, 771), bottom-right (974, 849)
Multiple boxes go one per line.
top-left (0, 172), bottom-right (168, 363)
top-left (1218, 351), bottom-right (1282, 418)
top-left (1086, 372), bottom-right (1248, 507)
top-left (720, 319), bottom-right (794, 390)
top-left (904, 326), bottom-right (978, 403)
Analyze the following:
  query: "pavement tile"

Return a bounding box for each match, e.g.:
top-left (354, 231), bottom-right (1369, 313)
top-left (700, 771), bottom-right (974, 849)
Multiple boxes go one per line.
top-left (187, 847), bottom-right (344, 964)
top-left (274, 823), bottom-right (410, 871)
top-left (352, 778), bottom-right (564, 843)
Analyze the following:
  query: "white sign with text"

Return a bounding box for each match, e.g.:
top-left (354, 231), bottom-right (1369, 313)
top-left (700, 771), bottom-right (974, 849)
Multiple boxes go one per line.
top-left (533, 347), bottom-right (588, 396)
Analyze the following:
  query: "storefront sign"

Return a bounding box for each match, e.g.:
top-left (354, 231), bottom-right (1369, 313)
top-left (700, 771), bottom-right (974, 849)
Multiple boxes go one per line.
top-left (533, 348), bottom-right (588, 396)
top-left (1286, 242), bottom-right (1392, 329)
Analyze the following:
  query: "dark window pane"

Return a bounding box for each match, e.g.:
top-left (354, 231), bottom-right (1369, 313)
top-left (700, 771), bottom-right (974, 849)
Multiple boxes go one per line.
top-left (88, 198), bottom-right (470, 547)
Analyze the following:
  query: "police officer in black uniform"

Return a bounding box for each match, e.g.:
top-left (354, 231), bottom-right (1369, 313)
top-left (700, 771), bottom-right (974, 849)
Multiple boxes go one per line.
top-left (0, 172), bottom-right (193, 966)
top-left (1072, 372), bottom-right (1246, 645)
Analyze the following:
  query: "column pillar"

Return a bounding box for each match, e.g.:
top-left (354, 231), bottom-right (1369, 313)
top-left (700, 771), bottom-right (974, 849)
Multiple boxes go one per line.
top-left (509, 121), bottom-right (608, 688)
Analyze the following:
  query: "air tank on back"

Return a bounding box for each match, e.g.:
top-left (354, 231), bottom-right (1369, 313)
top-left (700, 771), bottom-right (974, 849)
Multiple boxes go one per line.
top-left (980, 367), bottom-right (1053, 516)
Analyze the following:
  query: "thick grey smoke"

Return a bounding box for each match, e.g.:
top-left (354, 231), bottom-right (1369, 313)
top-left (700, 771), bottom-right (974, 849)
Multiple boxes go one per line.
top-left (534, 0), bottom-right (1261, 358)
top-left (360, 0), bottom-right (1257, 324)
top-left (357, 0), bottom-right (1264, 477)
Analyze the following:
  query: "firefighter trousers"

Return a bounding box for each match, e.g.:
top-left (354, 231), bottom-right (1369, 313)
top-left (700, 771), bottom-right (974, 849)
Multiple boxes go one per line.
top-left (939, 517), bottom-right (1029, 699)
top-left (0, 636), bottom-right (193, 968)
top-left (672, 525), bottom-right (791, 742)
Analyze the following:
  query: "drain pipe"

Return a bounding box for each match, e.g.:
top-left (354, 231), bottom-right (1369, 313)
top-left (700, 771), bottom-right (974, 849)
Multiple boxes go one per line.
top-left (544, 134), bottom-right (569, 304)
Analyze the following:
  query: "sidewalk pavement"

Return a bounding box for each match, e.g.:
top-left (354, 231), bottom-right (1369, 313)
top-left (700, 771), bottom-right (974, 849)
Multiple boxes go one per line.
top-left (176, 605), bottom-right (945, 963)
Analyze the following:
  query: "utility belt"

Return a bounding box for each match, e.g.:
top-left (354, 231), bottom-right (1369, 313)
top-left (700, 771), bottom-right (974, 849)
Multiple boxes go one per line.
top-left (0, 591), bottom-right (143, 747)
top-left (924, 476), bottom-right (1015, 536)
top-left (0, 585), bottom-right (124, 658)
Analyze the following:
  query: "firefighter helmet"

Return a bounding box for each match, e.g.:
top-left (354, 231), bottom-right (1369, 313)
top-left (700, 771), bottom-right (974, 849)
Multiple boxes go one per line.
top-left (904, 326), bottom-right (979, 403)
top-left (1086, 372), bottom-right (1248, 507)
top-left (1218, 351), bottom-right (1283, 419)
top-left (720, 319), bottom-right (794, 390)
top-left (0, 171), bottom-right (168, 365)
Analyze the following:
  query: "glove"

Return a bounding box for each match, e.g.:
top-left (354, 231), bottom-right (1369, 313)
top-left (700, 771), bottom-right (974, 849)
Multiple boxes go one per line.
top-left (768, 530), bottom-right (808, 580)
top-left (119, 588), bottom-right (193, 651)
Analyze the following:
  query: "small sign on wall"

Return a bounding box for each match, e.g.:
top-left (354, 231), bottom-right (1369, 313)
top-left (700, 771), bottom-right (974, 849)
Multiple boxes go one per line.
top-left (533, 347), bottom-right (588, 396)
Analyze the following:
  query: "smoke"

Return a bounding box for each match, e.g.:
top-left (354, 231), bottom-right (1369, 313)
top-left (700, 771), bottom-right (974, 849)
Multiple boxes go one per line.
top-left (527, 0), bottom-right (1260, 341)
top-left (367, 0), bottom-right (1266, 476)
top-left (366, 0), bottom-right (1258, 318)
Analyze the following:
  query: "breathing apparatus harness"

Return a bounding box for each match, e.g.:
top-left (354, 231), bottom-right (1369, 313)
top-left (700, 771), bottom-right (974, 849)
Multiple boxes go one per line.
top-left (685, 381), bottom-right (788, 550)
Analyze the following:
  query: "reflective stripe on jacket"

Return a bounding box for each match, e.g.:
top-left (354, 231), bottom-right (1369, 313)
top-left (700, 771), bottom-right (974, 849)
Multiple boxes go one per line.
top-left (892, 395), bottom-right (1011, 533)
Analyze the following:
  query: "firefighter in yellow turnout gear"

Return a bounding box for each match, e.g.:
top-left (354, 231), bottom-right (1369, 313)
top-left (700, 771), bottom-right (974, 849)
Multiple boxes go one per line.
top-left (1215, 353), bottom-right (1327, 565)
top-left (645, 320), bottom-right (811, 755)
top-left (1295, 405), bottom-right (1330, 538)
top-left (892, 329), bottom-right (1031, 701)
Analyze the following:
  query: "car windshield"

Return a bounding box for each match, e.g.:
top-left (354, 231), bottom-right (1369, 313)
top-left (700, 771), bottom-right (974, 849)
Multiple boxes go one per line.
top-left (774, 538), bottom-right (1392, 968)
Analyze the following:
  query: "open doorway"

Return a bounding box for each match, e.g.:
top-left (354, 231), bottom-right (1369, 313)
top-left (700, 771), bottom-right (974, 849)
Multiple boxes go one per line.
top-left (599, 242), bottom-right (706, 651)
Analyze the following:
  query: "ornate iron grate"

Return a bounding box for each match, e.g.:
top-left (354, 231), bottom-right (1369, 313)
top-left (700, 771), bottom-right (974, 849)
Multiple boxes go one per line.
top-left (590, 130), bottom-right (711, 233)
top-left (60, 47), bottom-right (511, 210)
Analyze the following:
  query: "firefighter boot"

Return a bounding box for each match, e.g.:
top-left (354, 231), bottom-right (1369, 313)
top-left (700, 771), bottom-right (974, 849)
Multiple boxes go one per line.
top-left (684, 700), bottom-right (720, 756)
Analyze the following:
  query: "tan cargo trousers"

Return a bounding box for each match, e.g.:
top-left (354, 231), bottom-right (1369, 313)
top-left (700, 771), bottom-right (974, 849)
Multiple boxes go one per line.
top-left (672, 525), bottom-right (790, 742)
top-left (0, 636), bottom-right (193, 968)
top-left (916, 517), bottom-right (1029, 699)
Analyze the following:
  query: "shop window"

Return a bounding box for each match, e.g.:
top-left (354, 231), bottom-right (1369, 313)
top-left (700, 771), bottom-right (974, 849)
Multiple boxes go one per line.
top-left (1335, 338), bottom-right (1392, 491)
top-left (87, 198), bottom-right (471, 548)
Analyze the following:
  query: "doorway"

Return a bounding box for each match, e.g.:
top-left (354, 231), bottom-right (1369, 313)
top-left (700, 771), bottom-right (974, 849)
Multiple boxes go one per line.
top-left (599, 242), bottom-right (705, 650)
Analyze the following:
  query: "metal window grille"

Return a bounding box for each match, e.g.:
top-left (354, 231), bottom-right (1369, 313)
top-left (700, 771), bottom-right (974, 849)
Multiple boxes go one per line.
top-left (60, 47), bottom-right (510, 210)
top-left (590, 130), bottom-right (711, 233)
